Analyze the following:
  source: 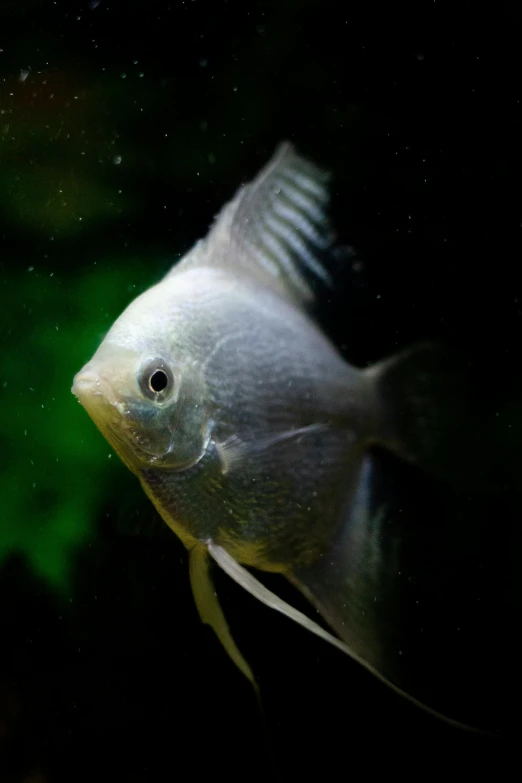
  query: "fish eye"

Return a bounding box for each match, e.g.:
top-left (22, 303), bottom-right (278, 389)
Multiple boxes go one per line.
top-left (138, 358), bottom-right (174, 402)
top-left (149, 369), bottom-right (168, 393)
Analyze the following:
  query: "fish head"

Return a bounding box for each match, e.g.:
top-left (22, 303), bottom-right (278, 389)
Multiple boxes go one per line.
top-left (72, 286), bottom-right (211, 476)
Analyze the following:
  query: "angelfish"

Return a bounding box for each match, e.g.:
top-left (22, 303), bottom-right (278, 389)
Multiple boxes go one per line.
top-left (72, 143), bottom-right (480, 731)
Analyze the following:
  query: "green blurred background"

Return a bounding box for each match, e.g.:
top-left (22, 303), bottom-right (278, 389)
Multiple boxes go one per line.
top-left (2, 1), bottom-right (522, 780)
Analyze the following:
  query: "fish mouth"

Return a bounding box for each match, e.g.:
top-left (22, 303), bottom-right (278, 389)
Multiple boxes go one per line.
top-left (72, 364), bottom-right (126, 435)
top-left (72, 362), bottom-right (119, 407)
top-left (72, 363), bottom-right (141, 473)
top-left (72, 362), bottom-right (180, 471)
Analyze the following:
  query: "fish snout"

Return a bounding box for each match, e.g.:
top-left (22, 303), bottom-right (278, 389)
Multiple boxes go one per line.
top-left (71, 363), bottom-right (104, 400)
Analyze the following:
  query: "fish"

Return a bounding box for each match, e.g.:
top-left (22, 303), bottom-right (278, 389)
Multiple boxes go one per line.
top-left (72, 142), bottom-right (499, 734)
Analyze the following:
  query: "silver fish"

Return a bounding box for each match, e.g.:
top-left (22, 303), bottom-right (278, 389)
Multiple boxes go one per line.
top-left (72, 143), bottom-right (489, 733)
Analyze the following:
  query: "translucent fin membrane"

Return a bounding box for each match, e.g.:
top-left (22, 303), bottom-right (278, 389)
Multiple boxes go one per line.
top-left (178, 142), bottom-right (335, 305)
top-left (208, 541), bottom-right (495, 737)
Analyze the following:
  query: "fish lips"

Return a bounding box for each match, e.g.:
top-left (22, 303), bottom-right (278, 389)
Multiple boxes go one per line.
top-left (72, 362), bottom-right (122, 418)
top-left (72, 363), bottom-right (151, 470)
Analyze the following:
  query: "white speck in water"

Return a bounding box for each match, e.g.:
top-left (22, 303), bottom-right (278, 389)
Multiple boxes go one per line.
top-left (113, 155), bottom-right (122, 165)
top-left (19, 69), bottom-right (30, 83)
top-left (89, 0), bottom-right (100, 8)
top-left (27, 266), bottom-right (34, 272)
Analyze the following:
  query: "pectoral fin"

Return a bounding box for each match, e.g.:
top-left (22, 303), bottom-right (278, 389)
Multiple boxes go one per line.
top-left (214, 423), bottom-right (329, 473)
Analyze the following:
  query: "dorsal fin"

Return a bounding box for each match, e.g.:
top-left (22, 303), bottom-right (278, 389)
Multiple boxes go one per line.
top-left (172, 142), bottom-right (334, 305)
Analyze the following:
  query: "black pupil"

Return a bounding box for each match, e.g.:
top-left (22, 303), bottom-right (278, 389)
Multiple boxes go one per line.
top-left (149, 369), bottom-right (168, 393)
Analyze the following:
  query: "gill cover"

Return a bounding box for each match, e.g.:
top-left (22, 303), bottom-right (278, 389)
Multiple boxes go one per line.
top-left (129, 355), bottom-right (209, 468)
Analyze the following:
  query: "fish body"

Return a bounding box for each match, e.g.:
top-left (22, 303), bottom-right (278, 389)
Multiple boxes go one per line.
top-left (72, 143), bottom-right (492, 732)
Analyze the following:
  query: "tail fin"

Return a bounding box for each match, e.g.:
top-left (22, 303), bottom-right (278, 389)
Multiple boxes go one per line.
top-left (365, 343), bottom-right (487, 488)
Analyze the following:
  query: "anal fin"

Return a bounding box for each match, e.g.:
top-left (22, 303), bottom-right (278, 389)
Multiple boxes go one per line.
top-left (207, 530), bottom-right (491, 735)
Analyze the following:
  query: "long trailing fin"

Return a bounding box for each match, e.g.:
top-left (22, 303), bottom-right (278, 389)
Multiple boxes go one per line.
top-left (207, 540), bottom-right (497, 737)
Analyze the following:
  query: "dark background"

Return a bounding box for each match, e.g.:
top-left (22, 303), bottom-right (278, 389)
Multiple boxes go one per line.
top-left (1, 1), bottom-right (522, 780)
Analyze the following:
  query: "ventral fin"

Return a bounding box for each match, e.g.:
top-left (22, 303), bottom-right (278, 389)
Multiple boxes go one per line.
top-left (189, 544), bottom-right (258, 692)
top-left (207, 535), bottom-right (497, 737)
